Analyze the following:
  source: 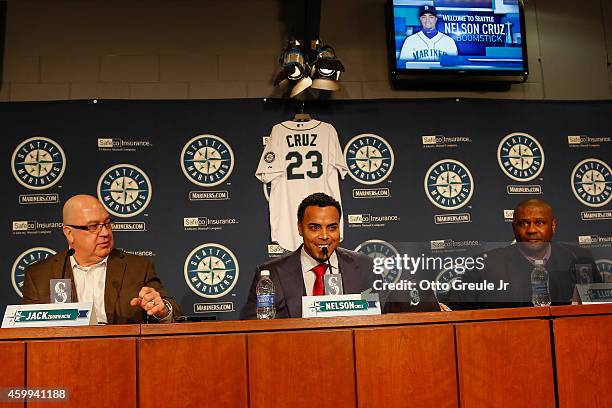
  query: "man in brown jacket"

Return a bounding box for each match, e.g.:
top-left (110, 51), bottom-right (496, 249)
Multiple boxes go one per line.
top-left (22, 194), bottom-right (180, 324)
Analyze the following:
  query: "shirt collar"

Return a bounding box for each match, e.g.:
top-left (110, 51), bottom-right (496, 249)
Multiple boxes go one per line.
top-left (421, 28), bottom-right (439, 39)
top-left (300, 246), bottom-right (339, 275)
top-left (516, 242), bottom-right (552, 265)
top-left (70, 254), bottom-right (109, 271)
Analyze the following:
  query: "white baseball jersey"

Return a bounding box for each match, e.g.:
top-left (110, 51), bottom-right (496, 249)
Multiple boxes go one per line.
top-left (399, 31), bottom-right (458, 61)
top-left (256, 120), bottom-right (347, 251)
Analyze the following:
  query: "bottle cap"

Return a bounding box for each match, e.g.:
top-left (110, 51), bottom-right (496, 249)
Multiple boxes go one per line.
top-left (260, 269), bottom-right (270, 276)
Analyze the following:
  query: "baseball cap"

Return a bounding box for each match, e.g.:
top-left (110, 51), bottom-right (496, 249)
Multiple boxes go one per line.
top-left (419, 5), bottom-right (437, 17)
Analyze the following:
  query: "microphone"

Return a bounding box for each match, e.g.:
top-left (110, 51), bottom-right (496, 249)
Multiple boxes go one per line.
top-left (321, 246), bottom-right (332, 271)
top-left (62, 248), bottom-right (75, 279)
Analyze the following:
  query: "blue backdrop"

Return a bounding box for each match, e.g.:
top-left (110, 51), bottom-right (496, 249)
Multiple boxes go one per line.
top-left (2, 98), bottom-right (611, 319)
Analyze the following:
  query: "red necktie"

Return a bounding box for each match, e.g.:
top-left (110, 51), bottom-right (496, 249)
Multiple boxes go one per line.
top-left (312, 263), bottom-right (328, 296)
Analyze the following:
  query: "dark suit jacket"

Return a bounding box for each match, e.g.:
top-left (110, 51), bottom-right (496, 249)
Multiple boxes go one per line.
top-left (22, 248), bottom-right (181, 324)
top-left (241, 246), bottom-right (376, 319)
top-left (241, 246), bottom-right (440, 319)
top-left (448, 243), bottom-right (601, 310)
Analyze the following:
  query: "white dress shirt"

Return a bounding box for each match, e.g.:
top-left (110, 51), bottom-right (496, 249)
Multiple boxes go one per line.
top-left (300, 247), bottom-right (339, 296)
top-left (70, 256), bottom-right (109, 324)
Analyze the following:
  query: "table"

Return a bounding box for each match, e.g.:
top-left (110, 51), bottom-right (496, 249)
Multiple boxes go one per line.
top-left (1, 304), bottom-right (611, 408)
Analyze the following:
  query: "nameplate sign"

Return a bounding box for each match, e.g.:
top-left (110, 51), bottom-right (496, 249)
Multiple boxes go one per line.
top-left (572, 284), bottom-right (612, 304)
top-left (302, 293), bottom-right (381, 318)
top-left (2, 302), bottom-right (96, 328)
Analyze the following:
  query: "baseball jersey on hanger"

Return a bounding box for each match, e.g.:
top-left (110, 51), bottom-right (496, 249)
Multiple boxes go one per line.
top-left (256, 119), bottom-right (348, 251)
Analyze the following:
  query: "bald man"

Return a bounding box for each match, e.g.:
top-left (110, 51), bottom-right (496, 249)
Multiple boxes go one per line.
top-left (22, 194), bottom-right (181, 324)
top-left (449, 199), bottom-right (601, 309)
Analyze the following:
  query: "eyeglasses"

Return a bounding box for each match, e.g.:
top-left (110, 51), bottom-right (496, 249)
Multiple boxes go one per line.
top-left (66, 220), bottom-right (113, 233)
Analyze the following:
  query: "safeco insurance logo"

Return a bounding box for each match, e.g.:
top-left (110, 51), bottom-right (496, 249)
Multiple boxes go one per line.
top-left (97, 138), bottom-right (153, 151)
top-left (347, 213), bottom-right (399, 228)
top-left (183, 216), bottom-right (239, 231)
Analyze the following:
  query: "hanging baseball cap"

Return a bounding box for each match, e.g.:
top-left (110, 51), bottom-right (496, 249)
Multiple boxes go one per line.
top-left (419, 5), bottom-right (437, 17)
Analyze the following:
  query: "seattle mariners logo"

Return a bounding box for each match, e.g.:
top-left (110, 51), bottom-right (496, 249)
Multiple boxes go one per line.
top-left (12, 247), bottom-right (56, 297)
top-left (97, 164), bottom-right (152, 218)
top-left (597, 259), bottom-right (612, 283)
top-left (264, 152), bottom-right (275, 163)
top-left (344, 134), bottom-right (394, 184)
top-left (184, 243), bottom-right (239, 298)
top-left (11, 137), bottom-right (66, 190)
top-left (180, 134), bottom-right (234, 187)
top-left (571, 158), bottom-right (612, 207)
top-left (434, 267), bottom-right (463, 302)
top-left (497, 132), bottom-right (545, 181)
top-left (424, 159), bottom-right (474, 210)
top-left (355, 239), bottom-right (401, 284)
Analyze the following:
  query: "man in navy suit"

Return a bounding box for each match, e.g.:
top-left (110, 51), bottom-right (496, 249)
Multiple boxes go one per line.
top-left (242, 192), bottom-right (439, 319)
top-left (448, 198), bottom-right (601, 309)
top-left (242, 193), bottom-right (375, 319)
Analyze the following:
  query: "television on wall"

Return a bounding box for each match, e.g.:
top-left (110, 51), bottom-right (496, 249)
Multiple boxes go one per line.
top-left (387, 0), bottom-right (528, 85)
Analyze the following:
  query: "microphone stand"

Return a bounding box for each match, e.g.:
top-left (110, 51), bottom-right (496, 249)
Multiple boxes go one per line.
top-left (54, 247), bottom-right (75, 303)
top-left (321, 247), bottom-right (333, 295)
top-left (61, 248), bottom-right (75, 280)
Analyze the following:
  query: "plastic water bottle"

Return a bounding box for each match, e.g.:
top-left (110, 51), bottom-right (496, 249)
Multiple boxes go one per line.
top-left (531, 259), bottom-right (551, 307)
top-left (256, 270), bottom-right (276, 319)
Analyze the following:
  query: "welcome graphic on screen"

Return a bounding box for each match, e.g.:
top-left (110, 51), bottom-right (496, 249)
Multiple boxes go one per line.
top-left (392, 0), bottom-right (525, 71)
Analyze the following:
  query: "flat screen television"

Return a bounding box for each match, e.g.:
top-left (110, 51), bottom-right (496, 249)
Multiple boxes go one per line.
top-left (387, 0), bottom-right (528, 85)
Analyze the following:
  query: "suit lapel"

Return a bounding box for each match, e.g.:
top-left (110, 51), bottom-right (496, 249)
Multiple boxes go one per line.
top-left (337, 248), bottom-right (361, 294)
top-left (104, 250), bottom-right (126, 325)
top-left (276, 248), bottom-right (306, 318)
